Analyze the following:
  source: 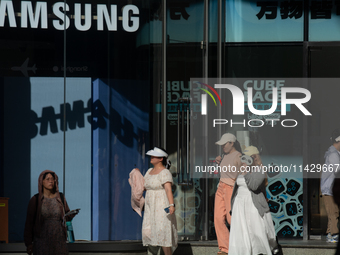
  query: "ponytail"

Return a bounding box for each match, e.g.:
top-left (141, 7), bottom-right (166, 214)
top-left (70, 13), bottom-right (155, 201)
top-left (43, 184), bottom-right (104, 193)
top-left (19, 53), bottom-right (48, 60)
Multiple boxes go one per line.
top-left (234, 140), bottom-right (242, 154)
top-left (158, 147), bottom-right (171, 169)
top-left (162, 158), bottom-right (171, 169)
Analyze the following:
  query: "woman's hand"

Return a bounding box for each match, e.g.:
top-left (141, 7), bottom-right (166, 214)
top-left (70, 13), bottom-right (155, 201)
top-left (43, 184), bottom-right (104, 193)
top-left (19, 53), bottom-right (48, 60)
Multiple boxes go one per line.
top-left (252, 154), bottom-right (262, 166)
top-left (26, 244), bottom-right (33, 255)
top-left (164, 182), bottom-right (175, 215)
top-left (169, 205), bottom-right (175, 214)
top-left (215, 156), bottom-right (222, 165)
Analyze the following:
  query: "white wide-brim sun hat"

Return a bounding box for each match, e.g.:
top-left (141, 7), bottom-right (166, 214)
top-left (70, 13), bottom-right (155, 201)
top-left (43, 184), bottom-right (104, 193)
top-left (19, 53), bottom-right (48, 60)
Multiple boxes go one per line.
top-left (146, 147), bottom-right (168, 157)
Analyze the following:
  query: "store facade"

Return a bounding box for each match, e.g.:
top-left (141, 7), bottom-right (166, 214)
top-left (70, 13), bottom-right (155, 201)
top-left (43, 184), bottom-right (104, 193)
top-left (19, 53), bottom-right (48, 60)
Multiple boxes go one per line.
top-left (0, 0), bottom-right (339, 243)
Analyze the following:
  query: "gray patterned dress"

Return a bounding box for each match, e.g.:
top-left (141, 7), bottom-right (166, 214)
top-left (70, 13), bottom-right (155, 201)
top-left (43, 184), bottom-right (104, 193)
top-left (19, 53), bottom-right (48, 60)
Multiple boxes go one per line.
top-left (33, 197), bottom-right (68, 255)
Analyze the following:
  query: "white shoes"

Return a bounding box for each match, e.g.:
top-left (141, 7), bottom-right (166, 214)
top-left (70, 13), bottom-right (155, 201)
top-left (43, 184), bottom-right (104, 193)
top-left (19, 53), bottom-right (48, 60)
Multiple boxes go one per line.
top-left (326, 233), bottom-right (339, 243)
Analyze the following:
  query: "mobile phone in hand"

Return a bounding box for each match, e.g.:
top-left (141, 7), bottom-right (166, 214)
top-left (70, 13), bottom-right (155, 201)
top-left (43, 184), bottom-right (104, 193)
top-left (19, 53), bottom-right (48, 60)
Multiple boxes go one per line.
top-left (164, 207), bottom-right (170, 213)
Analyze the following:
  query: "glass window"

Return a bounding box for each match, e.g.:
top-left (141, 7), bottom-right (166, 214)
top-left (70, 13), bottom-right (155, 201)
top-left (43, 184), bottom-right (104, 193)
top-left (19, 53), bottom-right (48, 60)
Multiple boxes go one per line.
top-left (225, 0), bottom-right (303, 42)
top-left (220, 46), bottom-right (304, 238)
top-left (309, 0), bottom-right (340, 41)
top-left (308, 47), bottom-right (340, 236)
top-left (165, 0), bottom-right (204, 239)
top-left (0, 0), bottom-right (158, 242)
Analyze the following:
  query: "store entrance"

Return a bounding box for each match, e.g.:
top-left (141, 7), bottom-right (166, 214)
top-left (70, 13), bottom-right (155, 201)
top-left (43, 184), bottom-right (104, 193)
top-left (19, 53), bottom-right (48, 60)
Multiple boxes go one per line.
top-left (164, 0), bottom-right (206, 239)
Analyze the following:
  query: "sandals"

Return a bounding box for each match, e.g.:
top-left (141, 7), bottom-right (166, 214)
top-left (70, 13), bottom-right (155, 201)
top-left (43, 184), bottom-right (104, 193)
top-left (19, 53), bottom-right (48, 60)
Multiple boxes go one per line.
top-left (217, 251), bottom-right (228, 255)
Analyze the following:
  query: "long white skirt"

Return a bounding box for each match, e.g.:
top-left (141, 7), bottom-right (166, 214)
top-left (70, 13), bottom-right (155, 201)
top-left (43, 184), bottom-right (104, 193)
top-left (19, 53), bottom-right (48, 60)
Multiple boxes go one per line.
top-left (229, 176), bottom-right (277, 255)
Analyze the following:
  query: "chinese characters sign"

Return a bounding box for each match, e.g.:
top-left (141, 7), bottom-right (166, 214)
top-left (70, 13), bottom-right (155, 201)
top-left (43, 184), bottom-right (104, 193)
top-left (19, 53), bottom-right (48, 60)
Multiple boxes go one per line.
top-left (257, 0), bottom-right (340, 20)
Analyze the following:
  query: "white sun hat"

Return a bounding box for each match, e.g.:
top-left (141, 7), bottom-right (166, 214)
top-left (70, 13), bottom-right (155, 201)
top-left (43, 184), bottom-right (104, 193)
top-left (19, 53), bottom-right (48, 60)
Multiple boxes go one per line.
top-left (146, 147), bottom-right (168, 157)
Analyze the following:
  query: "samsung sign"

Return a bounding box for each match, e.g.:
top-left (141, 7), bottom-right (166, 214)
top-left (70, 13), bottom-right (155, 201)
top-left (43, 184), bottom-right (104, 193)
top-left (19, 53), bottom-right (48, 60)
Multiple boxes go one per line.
top-left (0, 1), bottom-right (139, 32)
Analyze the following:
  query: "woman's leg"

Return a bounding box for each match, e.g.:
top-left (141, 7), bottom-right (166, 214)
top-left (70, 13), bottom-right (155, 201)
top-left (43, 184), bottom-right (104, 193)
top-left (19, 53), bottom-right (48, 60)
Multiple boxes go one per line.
top-left (161, 246), bottom-right (172, 255)
top-left (214, 182), bottom-right (233, 253)
top-left (148, 246), bottom-right (160, 255)
top-left (324, 195), bottom-right (339, 235)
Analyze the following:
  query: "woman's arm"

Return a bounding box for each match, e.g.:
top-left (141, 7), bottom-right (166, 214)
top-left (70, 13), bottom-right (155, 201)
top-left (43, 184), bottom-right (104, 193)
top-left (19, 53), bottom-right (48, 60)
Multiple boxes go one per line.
top-left (244, 169), bottom-right (266, 191)
top-left (63, 196), bottom-right (78, 221)
top-left (164, 182), bottom-right (175, 214)
top-left (24, 196), bottom-right (36, 253)
top-left (215, 156), bottom-right (222, 165)
top-left (253, 154), bottom-right (263, 167)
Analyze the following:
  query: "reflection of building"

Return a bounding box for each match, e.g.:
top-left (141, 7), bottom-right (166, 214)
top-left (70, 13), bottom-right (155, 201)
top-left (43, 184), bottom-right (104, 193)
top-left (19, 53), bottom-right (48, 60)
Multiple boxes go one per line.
top-left (0, 0), bottom-right (339, 246)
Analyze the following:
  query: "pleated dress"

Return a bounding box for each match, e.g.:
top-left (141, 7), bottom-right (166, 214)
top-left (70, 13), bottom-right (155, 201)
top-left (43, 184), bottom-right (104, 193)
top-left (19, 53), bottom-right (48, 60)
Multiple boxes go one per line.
top-left (229, 175), bottom-right (277, 255)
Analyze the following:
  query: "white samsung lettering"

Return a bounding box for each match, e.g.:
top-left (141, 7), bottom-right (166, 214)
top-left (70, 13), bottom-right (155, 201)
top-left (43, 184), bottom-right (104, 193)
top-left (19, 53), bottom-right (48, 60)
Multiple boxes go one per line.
top-left (122, 5), bottom-right (139, 32)
top-left (0, 0), bottom-right (17, 27)
top-left (0, 1), bottom-right (139, 32)
top-left (74, 3), bottom-right (91, 31)
top-left (97, 4), bottom-right (117, 31)
top-left (21, 1), bottom-right (47, 29)
top-left (52, 2), bottom-right (70, 30)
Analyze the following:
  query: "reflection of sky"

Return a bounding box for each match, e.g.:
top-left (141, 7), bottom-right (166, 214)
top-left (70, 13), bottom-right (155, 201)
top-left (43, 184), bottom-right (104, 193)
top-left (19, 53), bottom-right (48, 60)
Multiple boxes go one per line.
top-left (309, 15), bottom-right (340, 41)
top-left (136, 0), bottom-right (340, 45)
top-left (167, 2), bottom-right (204, 43)
top-left (226, 0), bottom-right (303, 42)
top-left (30, 77), bottom-right (92, 241)
top-left (137, 2), bottom-right (204, 46)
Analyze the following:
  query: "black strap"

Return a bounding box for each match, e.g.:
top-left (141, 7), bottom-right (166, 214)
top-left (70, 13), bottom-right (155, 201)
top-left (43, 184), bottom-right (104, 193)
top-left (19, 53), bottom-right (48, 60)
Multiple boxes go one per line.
top-left (34, 193), bottom-right (38, 217)
top-left (59, 192), bottom-right (65, 206)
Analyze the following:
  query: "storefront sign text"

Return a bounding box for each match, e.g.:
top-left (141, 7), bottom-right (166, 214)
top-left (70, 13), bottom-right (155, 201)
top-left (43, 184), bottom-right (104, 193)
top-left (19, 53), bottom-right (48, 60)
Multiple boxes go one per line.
top-left (0, 1), bottom-right (139, 32)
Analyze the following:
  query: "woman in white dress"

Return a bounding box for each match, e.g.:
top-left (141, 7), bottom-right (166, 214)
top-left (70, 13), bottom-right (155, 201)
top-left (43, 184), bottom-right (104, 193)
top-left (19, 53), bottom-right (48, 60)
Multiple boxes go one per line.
top-left (142, 147), bottom-right (178, 255)
top-left (229, 146), bottom-right (278, 255)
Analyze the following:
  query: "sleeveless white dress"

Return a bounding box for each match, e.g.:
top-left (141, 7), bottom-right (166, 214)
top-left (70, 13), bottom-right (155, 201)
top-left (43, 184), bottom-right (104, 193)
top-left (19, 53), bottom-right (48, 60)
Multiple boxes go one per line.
top-left (229, 175), bottom-right (277, 255)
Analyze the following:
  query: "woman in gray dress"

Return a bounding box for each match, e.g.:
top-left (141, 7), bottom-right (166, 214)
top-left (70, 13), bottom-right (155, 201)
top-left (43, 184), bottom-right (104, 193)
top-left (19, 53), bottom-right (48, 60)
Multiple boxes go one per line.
top-left (24, 170), bottom-right (77, 255)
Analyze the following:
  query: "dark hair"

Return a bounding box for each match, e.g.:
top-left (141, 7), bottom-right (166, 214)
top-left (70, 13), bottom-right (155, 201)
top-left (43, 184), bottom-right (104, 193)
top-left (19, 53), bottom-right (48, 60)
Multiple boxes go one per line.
top-left (233, 140), bottom-right (243, 154)
top-left (331, 128), bottom-right (340, 144)
top-left (43, 172), bottom-right (55, 180)
top-left (157, 147), bottom-right (171, 169)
